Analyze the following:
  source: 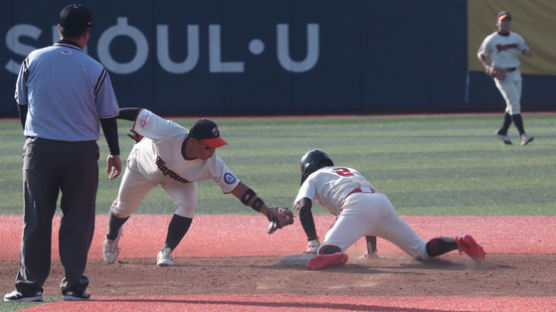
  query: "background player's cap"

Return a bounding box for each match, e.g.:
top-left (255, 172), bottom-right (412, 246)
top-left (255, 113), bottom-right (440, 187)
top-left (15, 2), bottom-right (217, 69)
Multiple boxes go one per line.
top-left (497, 11), bottom-right (511, 22)
top-left (59, 4), bottom-right (94, 32)
top-left (189, 119), bottom-right (228, 148)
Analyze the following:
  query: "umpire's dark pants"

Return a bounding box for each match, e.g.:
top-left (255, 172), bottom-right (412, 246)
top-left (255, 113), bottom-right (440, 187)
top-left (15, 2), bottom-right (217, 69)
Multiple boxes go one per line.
top-left (15, 138), bottom-right (99, 295)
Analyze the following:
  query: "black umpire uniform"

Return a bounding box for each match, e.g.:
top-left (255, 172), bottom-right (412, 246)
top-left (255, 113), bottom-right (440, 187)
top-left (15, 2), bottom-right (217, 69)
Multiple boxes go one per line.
top-left (4, 4), bottom-right (121, 302)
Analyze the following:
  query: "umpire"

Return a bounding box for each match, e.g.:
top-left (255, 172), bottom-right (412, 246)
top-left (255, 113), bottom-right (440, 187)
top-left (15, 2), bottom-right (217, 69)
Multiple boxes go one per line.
top-left (4, 4), bottom-right (122, 302)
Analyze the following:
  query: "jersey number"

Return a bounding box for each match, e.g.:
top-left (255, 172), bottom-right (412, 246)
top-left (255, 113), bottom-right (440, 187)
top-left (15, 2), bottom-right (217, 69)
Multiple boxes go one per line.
top-left (332, 168), bottom-right (355, 177)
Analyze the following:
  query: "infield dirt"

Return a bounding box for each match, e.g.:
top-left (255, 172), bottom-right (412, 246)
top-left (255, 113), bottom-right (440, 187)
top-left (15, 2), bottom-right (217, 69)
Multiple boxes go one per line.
top-left (1, 215), bottom-right (555, 311)
top-left (2, 253), bottom-right (554, 298)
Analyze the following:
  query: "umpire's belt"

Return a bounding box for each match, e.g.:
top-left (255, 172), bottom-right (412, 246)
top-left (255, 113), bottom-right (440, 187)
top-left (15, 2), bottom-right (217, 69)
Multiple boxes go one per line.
top-left (340, 187), bottom-right (376, 211)
top-left (506, 67), bottom-right (517, 72)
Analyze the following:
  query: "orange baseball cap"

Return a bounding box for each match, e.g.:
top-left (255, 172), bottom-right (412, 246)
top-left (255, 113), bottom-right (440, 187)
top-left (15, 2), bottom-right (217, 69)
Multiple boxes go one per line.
top-left (189, 119), bottom-right (228, 148)
top-left (497, 11), bottom-right (511, 22)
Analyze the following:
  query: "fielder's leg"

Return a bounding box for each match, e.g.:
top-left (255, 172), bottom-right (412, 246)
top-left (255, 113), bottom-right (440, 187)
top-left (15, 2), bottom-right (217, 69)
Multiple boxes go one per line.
top-left (104, 168), bottom-right (156, 264)
top-left (157, 182), bottom-right (197, 266)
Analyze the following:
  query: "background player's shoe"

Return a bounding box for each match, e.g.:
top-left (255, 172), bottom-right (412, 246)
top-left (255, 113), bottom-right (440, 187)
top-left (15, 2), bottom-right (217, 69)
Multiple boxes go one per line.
top-left (496, 133), bottom-right (512, 145)
top-left (307, 252), bottom-right (348, 270)
top-left (103, 228), bottom-right (122, 264)
top-left (3, 290), bottom-right (43, 302)
top-left (157, 247), bottom-right (174, 266)
top-left (521, 133), bottom-right (534, 145)
top-left (455, 235), bottom-right (486, 261)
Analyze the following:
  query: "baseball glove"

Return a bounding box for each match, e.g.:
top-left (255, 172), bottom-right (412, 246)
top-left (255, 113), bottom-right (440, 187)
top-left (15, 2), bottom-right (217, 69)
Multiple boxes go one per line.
top-left (485, 66), bottom-right (506, 81)
top-left (266, 206), bottom-right (294, 234)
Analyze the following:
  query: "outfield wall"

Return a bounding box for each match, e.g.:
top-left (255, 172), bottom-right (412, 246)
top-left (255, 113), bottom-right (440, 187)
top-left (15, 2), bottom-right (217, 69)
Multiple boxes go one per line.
top-left (1, 0), bottom-right (555, 115)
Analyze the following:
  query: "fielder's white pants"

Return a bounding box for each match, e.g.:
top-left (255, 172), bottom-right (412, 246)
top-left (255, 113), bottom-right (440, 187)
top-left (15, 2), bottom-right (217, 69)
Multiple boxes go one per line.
top-left (110, 163), bottom-right (197, 219)
top-left (319, 192), bottom-right (429, 260)
top-left (494, 69), bottom-right (522, 115)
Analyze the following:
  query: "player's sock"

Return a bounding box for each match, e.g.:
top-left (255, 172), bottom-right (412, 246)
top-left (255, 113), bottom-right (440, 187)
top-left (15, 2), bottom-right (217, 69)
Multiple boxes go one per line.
top-left (425, 237), bottom-right (458, 257)
top-left (511, 114), bottom-right (525, 136)
top-left (497, 113), bottom-right (512, 135)
top-left (106, 212), bottom-right (128, 240)
top-left (319, 244), bottom-right (342, 254)
top-left (164, 214), bottom-right (193, 250)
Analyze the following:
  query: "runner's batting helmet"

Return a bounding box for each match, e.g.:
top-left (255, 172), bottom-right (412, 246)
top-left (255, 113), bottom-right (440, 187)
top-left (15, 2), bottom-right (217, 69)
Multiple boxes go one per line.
top-left (300, 149), bottom-right (334, 184)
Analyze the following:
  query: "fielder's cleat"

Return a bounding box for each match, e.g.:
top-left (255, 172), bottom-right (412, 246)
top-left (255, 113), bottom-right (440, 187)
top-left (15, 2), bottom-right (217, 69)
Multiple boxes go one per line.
top-left (103, 228), bottom-right (122, 264)
top-left (3, 290), bottom-right (43, 302)
top-left (157, 247), bottom-right (174, 266)
top-left (304, 239), bottom-right (320, 254)
top-left (521, 134), bottom-right (534, 146)
top-left (455, 235), bottom-right (486, 262)
top-left (496, 133), bottom-right (512, 145)
top-left (62, 290), bottom-right (90, 301)
top-left (307, 252), bottom-right (348, 270)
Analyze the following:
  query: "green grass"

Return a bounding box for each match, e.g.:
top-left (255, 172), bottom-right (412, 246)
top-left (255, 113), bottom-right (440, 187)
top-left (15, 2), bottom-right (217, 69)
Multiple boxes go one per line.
top-left (1, 114), bottom-right (555, 216)
top-left (0, 297), bottom-right (61, 312)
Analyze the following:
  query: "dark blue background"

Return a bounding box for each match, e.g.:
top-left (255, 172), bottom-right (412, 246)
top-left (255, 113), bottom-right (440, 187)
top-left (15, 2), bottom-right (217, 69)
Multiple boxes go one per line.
top-left (1, 0), bottom-right (554, 115)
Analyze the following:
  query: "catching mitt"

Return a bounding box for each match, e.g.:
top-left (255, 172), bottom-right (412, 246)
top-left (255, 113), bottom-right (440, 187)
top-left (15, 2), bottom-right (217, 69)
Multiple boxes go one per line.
top-left (485, 66), bottom-right (506, 81)
top-left (266, 206), bottom-right (294, 234)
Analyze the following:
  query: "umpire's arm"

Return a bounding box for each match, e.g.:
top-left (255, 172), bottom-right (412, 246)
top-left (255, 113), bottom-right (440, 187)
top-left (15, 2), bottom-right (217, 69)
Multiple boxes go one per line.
top-left (100, 116), bottom-right (121, 180)
top-left (17, 104), bottom-right (27, 129)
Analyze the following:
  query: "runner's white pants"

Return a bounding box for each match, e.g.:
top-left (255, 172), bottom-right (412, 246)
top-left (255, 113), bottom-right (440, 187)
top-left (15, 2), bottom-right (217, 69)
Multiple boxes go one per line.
top-left (319, 192), bottom-right (429, 260)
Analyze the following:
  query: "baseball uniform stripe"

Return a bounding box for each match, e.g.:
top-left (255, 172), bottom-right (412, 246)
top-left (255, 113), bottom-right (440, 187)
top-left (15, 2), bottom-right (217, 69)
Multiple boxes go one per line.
top-left (94, 69), bottom-right (107, 95)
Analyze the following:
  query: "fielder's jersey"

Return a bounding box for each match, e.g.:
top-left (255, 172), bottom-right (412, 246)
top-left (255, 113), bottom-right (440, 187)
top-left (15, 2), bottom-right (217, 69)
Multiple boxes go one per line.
top-left (294, 166), bottom-right (377, 216)
top-left (130, 109), bottom-right (240, 193)
top-left (478, 32), bottom-right (528, 68)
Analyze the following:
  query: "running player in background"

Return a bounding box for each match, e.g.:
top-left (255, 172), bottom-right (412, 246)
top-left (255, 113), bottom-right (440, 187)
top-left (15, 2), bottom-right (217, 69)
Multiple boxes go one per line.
top-left (293, 150), bottom-right (486, 270)
top-left (477, 10), bottom-right (534, 146)
top-left (103, 108), bottom-right (292, 266)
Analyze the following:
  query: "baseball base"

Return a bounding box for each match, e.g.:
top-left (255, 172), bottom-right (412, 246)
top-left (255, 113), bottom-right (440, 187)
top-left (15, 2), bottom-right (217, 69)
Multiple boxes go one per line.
top-left (276, 253), bottom-right (314, 266)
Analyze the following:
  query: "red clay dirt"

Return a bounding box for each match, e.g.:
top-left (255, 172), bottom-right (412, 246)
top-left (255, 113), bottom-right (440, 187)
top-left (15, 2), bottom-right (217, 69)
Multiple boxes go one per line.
top-left (1, 215), bottom-right (555, 311)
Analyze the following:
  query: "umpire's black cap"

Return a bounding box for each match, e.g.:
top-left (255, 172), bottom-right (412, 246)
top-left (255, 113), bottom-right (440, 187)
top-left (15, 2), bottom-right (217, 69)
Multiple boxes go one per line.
top-left (497, 11), bottom-right (511, 22)
top-left (59, 4), bottom-right (94, 33)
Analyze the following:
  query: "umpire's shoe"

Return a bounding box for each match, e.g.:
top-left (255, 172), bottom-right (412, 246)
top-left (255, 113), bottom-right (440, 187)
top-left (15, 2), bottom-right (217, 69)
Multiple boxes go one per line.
top-left (3, 290), bottom-right (43, 302)
top-left (63, 290), bottom-right (90, 301)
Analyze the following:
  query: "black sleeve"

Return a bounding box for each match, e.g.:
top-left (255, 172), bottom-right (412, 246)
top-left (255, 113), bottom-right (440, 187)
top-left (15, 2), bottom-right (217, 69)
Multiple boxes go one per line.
top-left (17, 104), bottom-right (27, 129)
top-left (100, 117), bottom-right (120, 155)
top-left (298, 197), bottom-right (318, 241)
top-left (118, 107), bottom-right (141, 121)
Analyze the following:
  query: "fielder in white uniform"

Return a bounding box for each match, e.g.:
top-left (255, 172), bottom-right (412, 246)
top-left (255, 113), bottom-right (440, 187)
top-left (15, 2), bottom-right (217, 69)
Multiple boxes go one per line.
top-left (294, 150), bottom-right (486, 270)
top-left (477, 10), bottom-right (534, 146)
top-left (103, 108), bottom-right (292, 266)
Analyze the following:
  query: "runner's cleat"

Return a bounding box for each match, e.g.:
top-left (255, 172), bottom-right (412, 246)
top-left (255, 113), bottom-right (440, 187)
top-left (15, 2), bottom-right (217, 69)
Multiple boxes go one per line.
top-left (455, 235), bottom-right (486, 262)
top-left (307, 252), bottom-right (348, 270)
